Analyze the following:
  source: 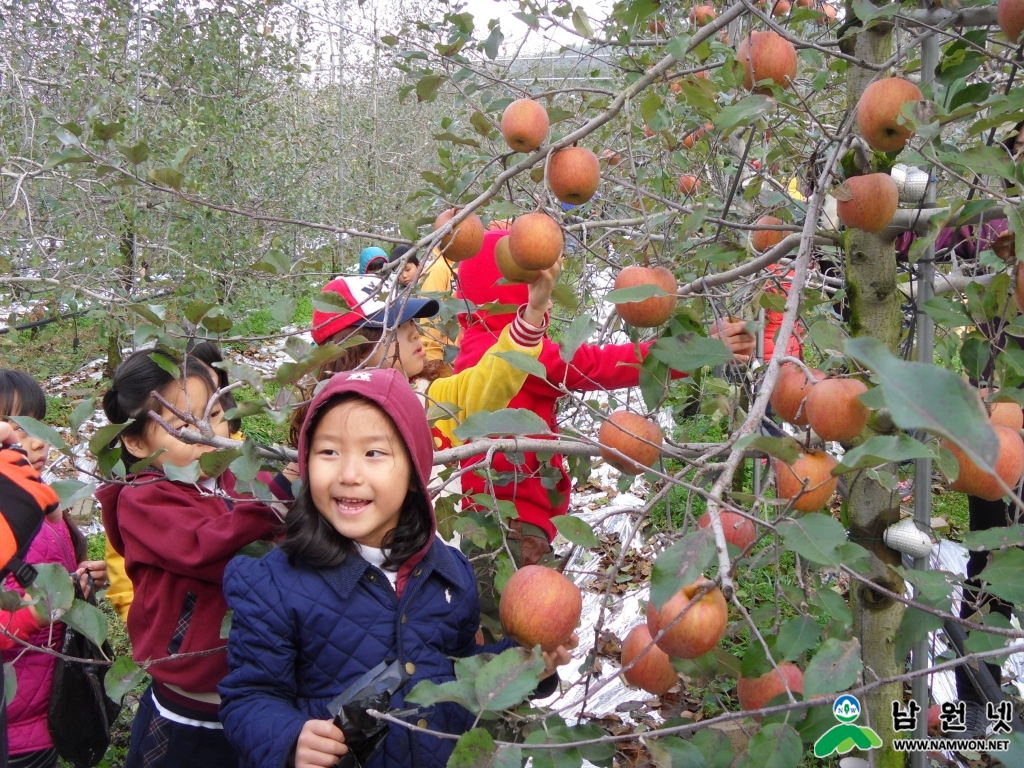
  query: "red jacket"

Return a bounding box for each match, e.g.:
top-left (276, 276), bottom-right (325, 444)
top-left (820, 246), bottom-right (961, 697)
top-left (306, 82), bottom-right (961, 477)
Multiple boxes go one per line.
top-left (97, 470), bottom-right (289, 713)
top-left (762, 265), bottom-right (803, 361)
top-left (454, 231), bottom-right (684, 541)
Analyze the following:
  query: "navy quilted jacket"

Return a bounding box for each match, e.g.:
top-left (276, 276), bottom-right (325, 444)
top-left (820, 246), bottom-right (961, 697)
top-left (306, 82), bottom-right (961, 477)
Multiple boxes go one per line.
top-left (219, 542), bottom-right (510, 768)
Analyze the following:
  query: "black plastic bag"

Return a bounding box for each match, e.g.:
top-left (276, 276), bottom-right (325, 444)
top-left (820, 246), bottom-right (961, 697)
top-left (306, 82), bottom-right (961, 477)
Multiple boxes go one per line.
top-left (329, 660), bottom-right (410, 768)
top-left (47, 579), bottom-right (121, 768)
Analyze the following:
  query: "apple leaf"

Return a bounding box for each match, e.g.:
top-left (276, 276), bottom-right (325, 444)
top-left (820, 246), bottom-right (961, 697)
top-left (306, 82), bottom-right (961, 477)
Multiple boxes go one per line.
top-left (453, 408), bottom-right (551, 440)
top-left (10, 416), bottom-right (68, 452)
top-left (735, 723), bottom-right (802, 768)
top-left (4, 664), bottom-right (15, 706)
top-left (647, 736), bottom-right (709, 768)
top-left (650, 527), bottom-right (715, 609)
top-left (492, 350), bottom-right (548, 379)
top-left (105, 656), bottom-right (148, 704)
top-left (50, 479), bottom-right (97, 512)
top-left (26, 563), bottom-right (74, 621)
top-left (406, 678), bottom-right (477, 712)
top-left (416, 74), bottom-right (444, 102)
top-left (551, 515), bottom-right (599, 548)
top-left (832, 434), bottom-right (933, 474)
top-left (69, 397), bottom-right (96, 433)
top-left (474, 646), bottom-right (545, 712)
top-left (774, 615), bottom-right (821, 662)
top-left (733, 434), bottom-right (801, 465)
top-left (962, 612), bottom-right (1013, 664)
top-left (163, 460), bottom-right (201, 485)
top-left (715, 95), bottom-right (773, 136)
top-left (449, 730), bottom-right (521, 768)
top-left (803, 638), bottom-right (862, 698)
top-left (962, 523), bottom-right (1024, 552)
top-left (980, 548), bottom-right (1024, 604)
top-left (692, 729), bottom-right (735, 768)
top-left (777, 514), bottom-right (859, 569)
top-left (559, 315), bottom-right (599, 363)
top-left (894, 607), bottom-right (944, 665)
top-left (649, 334), bottom-right (733, 373)
top-left (571, 6), bottom-right (593, 37)
top-left (63, 598), bottom-right (109, 649)
top-left (829, 183), bottom-right (853, 202)
top-left (846, 336), bottom-right (999, 472)
top-left (606, 284), bottom-right (668, 303)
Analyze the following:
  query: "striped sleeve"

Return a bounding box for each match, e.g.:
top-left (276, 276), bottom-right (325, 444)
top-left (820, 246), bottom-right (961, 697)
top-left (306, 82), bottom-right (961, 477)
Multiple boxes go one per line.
top-left (508, 304), bottom-right (548, 348)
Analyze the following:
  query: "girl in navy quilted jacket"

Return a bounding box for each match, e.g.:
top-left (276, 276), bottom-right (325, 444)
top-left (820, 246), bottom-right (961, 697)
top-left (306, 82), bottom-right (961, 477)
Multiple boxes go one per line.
top-left (219, 368), bottom-right (575, 768)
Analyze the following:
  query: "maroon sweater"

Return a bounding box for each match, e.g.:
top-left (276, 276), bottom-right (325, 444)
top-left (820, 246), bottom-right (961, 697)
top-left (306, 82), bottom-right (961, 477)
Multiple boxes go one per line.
top-left (97, 470), bottom-right (288, 713)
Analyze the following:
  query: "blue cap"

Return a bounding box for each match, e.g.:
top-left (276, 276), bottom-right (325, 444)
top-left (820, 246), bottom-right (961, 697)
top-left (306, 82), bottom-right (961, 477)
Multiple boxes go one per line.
top-left (359, 247), bottom-right (389, 274)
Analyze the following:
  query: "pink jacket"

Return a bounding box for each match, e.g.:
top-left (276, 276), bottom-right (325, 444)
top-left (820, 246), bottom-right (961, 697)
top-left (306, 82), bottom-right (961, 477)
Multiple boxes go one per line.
top-left (2, 517), bottom-right (78, 755)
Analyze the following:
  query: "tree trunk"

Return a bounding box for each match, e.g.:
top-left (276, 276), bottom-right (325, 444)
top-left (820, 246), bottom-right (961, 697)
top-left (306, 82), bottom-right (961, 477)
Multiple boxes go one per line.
top-left (845, 22), bottom-right (907, 768)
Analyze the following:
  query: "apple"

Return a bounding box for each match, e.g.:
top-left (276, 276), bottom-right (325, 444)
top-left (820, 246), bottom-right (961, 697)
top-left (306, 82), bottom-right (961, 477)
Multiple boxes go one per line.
top-left (737, 31), bottom-right (798, 91)
top-left (508, 212), bottom-right (563, 270)
top-left (795, 0), bottom-right (813, 7)
top-left (547, 147), bottom-right (601, 205)
top-left (620, 624), bottom-right (678, 696)
top-left (600, 148), bottom-right (623, 166)
top-left (682, 123), bottom-right (712, 149)
top-left (433, 209), bottom-right (485, 262)
top-left (499, 564), bottom-right (582, 651)
top-left (775, 450), bottom-right (840, 512)
top-left (643, 124), bottom-right (656, 138)
top-left (669, 80), bottom-right (682, 93)
top-left (820, 2), bottom-right (838, 21)
top-left (979, 388), bottom-right (1024, 431)
top-left (737, 662), bottom-right (804, 715)
top-left (804, 378), bottom-right (870, 443)
top-left (999, 0), bottom-right (1024, 43)
top-left (695, 69), bottom-right (711, 79)
top-left (648, 18), bottom-right (667, 34)
top-left (500, 99), bottom-right (549, 153)
top-left (945, 425), bottom-right (1024, 502)
top-left (771, 0), bottom-right (792, 17)
top-left (770, 363), bottom-right (826, 425)
top-left (928, 704), bottom-right (942, 736)
top-left (689, 5), bottom-right (716, 25)
top-left (751, 215), bottom-right (786, 252)
top-left (856, 78), bottom-right (923, 153)
top-left (697, 510), bottom-right (757, 550)
top-left (494, 235), bottom-right (541, 285)
top-left (613, 265), bottom-right (678, 327)
top-left (647, 579), bottom-right (728, 659)
top-left (833, 173), bottom-right (899, 233)
top-left (678, 174), bottom-right (701, 195)
top-left (599, 410), bottom-right (664, 474)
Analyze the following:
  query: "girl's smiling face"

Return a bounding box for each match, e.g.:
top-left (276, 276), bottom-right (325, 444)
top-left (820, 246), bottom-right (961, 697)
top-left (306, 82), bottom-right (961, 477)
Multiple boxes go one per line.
top-left (307, 398), bottom-right (412, 548)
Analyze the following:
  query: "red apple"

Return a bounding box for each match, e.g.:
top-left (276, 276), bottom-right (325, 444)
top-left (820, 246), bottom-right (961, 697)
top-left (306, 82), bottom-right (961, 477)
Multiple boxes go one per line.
top-left (648, 579), bottom-right (728, 660)
top-left (737, 31), bottom-right (798, 91)
top-left (433, 209), bottom-right (485, 262)
top-left (494, 235), bottom-right (541, 284)
top-left (599, 410), bottom-right (664, 474)
top-left (600, 148), bottom-right (623, 166)
top-left (945, 425), bottom-right (1024, 502)
top-left (999, 0), bottom-right (1024, 44)
top-left (805, 378), bottom-right (870, 443)
top-left (613, 265), bottom-right (678, 327)
top-left (833, 173), bottom-right (899, 233)
top-left (737, 662), bottom-right (804, 715)
top-left (648, 18), bottom-right (667, 34)
top-left (643, 124), bottom-right (656, 138)
top-left (775, 450), bottom-right (840, 512)
top-left (620, 624), bottom-right (678, 696)
top-left (508, 212), bottom-right (563, 270)
top-left (770, 363), bottom-right (826, 426)
top-left (856, 78), bottom-right (923, 153)
top-left (500, 99), bottom-right (549, 153)
top-left (499, 565), bottom-right (582, 651)
top-left (979, 388), bottom-right (1024, 431)
top-left (689, 5), bottom-right (717, 25)
top-left (678, 174), bottom-right (701, 195)
top-left (771, 0), bottom-right (792, 17)
top-left (751, 215), bottom-right (786, 252)
top-left (547, 147), bottom-right (601, 205)
top-left (697, 511), bottom-right (757, 550)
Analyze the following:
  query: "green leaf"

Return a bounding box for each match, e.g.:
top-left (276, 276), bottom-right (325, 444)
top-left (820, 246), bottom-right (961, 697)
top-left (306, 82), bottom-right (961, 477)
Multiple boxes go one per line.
top-left (571, 6), bottom-right (593, 37)
top-left (492, 350), bottom-right (548, 379)
top-left (647, 735), bottom-right (709, 768)
top-left (981, 547), bottom-right (1024, 604)
top-left (776, 514), bottom-right (856, 569)
top-left (63, 598), bottom-right (109, 649)
top-left (667, 34), bottom-right (692, 62)
top-left (922, 297), bottom-right (972, 327)
top-left (405, 678), bottom-right (477, 711)
top-left (51, 480), bottom-right (97, 512)
top-left (9, 416), bottom-right (68, 451)
top-left (692, 728), bottom-right (735, 768)
top-left (275, 341), bottom-right (364, 385)
top-left (448, 729), bottom-right (522, 768)
top-left (416, 74), bottom-right (445, 102)
top-left (551, 515), bottom-right (599, 548)
top-left (559, 315), bottom-right (598, 363)
top-left (733, 435), bottom-right (801, 465)
top-left (962, 524), bottom-right (1024, 552)
top-left (26, 563), bottom-right (74, 620)
top-left (230, 439), bottom-right (264, 483)
top-left (214, 360), bottom-right (263, 393)
top-left (649, 334), bottom-right (733, 373)
top-left (183, 299), bottom-right (216, 324)
top-left (399, 217), bottom-right (419, 241)
top-left (270, 296), bottom-right (296, 324)
top-left (963, 611), bottom-right (1013, 662)
top-left (606, 284), bottom-right (667, 303)
top-left (803, 638), bottom-right (862, 698)
top-left (4, 663), bottom-right (15, 705)
top-left (199, 449), bottom-right (242, 479)
top-left (148, 167), bottom-right (184, 190)
top-left (938, 145), bottom-right (1017, 185)
top-left (834, 435), bottom-right (933, 474)
top-left (453, 408), bottom-right (551, 440)
top-left (475, 646), bottom-right (545, 712)
top-left (716, 95), bottom-right (773, 135)
top-left (736, 722), bottom-right (802, 768)
top-left (220, 609), bottom-right (233, 639)
top-left (105, 656), bottom-right (147, 703)
top-left (774, 615), bottom-right (821, 662)
top-left (88, 422), bottom-right (131, 458)
top-left (650, 527), bottom-right (715, 609)
top-left (640, 91), bottom-right (663, 124)
top-left (481, 26), bottom-right (504, 59)
top-left (254, 249), bottom-right (290, 275)
top-left (851, 0), bottom-right (899, 24)
top-left (846, 336), bottom-right (999, 472)
top-left (43, 147), bottom-right (92, 168)
top-left (808, 320), bottom-right (847, 354)
top-left (433, 131), bottom-right (481, 148)
top-left (551, 282), bottom-right (580, 311)
top-left (894, 607), bottom-right (944, 664)
top-left (118, 142), bottom-right (149, 164)
top-left (69, 397), bottom-right (95, 433)
top-left (163, 460), bottom-right (201, 485)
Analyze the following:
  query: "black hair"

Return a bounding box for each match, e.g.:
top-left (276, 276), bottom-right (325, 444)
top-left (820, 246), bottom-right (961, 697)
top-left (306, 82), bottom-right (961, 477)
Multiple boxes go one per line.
top-left (0, 369), bottom-right (87, 561)
top-left (280, 393), bottom-right (432, 571)
top-left (184, 340), bottom-right (241, 434)
top-left (366, 258), bottom-right (387, 274)
top-left (390, 245), bottom-right (419, 267)
top-left (102, 349), bottom-right (216, 463)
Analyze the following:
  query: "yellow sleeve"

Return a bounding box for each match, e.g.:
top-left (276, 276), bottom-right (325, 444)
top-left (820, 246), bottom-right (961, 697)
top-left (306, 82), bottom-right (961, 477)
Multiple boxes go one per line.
top-left (419, 252), bottom-right (456, 362)
top-left (428, 321), bottom-right (543, 447)
top-left (104, 538), bottom-right (133, 623)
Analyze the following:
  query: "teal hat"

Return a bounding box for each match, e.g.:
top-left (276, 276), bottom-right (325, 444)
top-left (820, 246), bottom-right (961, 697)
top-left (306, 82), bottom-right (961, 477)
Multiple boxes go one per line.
top-left (359, 247), bottom-right (389, 274)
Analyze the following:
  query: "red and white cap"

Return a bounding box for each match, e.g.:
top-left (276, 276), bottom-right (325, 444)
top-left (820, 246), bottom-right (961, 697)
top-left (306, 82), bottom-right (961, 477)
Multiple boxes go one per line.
top-left (311, 275), bottom-right (440, 345)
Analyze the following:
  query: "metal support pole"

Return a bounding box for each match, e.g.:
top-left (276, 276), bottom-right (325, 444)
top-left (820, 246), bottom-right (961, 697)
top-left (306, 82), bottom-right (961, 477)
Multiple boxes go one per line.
top-left (753, 308), bottom-right (765, 496)
top-left (910, 20), bottom-right (940, 764)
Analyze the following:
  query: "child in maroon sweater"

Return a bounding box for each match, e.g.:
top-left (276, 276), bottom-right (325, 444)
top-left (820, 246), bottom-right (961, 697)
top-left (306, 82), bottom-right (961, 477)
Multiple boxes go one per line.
top-left (97, 349), bottom-right (290, 768)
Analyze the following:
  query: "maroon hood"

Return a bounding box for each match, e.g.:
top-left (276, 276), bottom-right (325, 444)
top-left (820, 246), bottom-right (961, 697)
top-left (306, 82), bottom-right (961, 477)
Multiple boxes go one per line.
top-left (297, 368), bottom-right (436, 544)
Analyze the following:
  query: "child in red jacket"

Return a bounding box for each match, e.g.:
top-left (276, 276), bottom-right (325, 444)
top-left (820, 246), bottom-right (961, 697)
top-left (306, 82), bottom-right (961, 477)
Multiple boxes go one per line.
top-left (454, 230), bottom-right (754, 635)
top-left (97, 349), bottom-right (291, 768)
